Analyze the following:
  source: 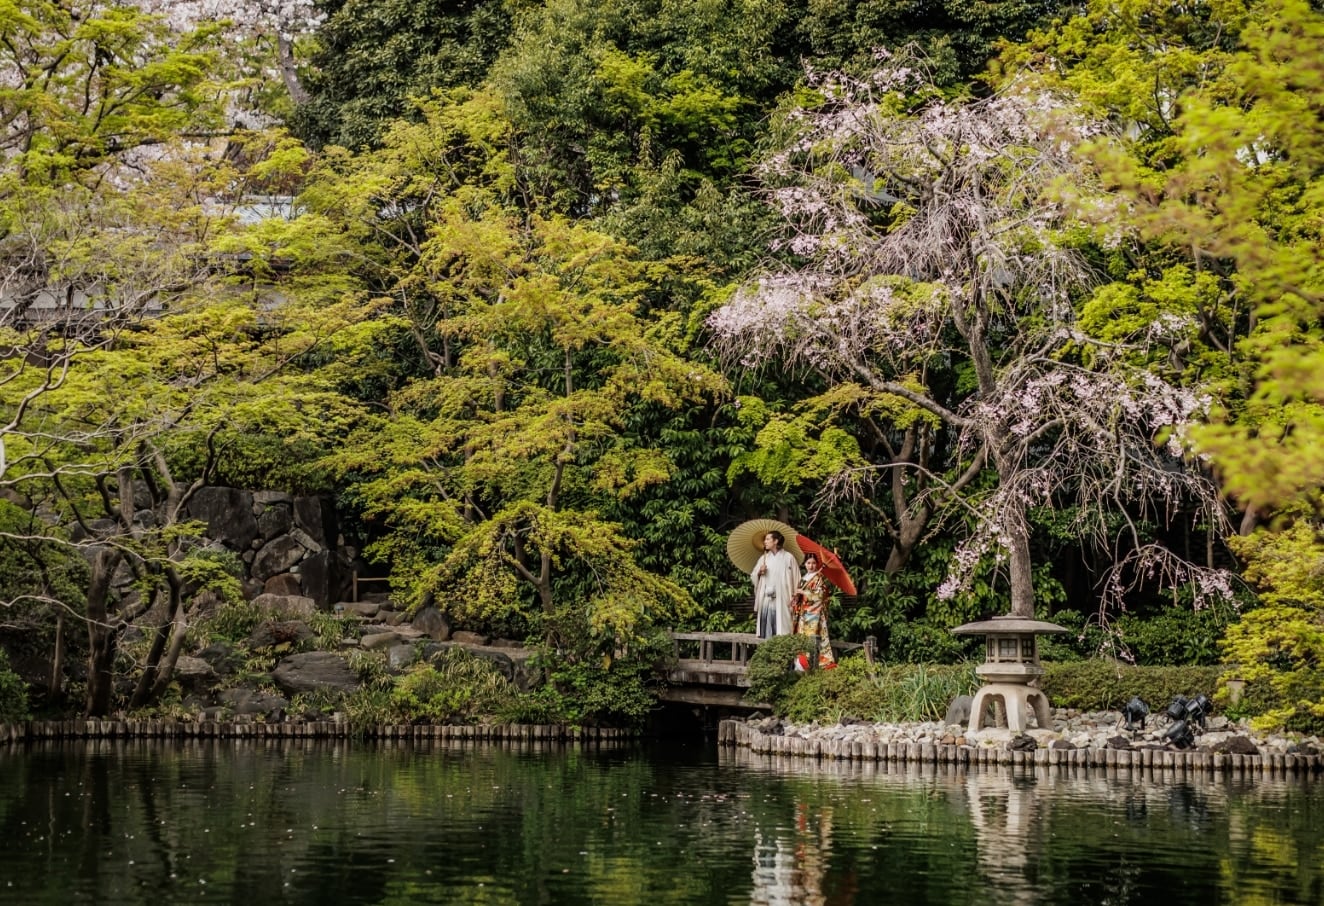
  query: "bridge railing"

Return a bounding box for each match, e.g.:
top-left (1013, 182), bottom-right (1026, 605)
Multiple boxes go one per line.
top-left (663, 631), bottom-right (875, 708)
top-left (670, 631), bottom-right (761, 679)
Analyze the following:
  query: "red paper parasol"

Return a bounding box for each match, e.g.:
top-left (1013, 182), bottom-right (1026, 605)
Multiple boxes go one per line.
top-left (795, 534), bottom-right (857, 595)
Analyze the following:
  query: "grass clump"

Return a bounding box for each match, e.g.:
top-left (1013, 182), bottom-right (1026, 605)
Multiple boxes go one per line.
top-left (747, 638), bottom-right (979, 723)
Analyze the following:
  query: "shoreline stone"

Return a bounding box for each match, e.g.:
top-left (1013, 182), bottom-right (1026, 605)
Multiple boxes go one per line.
top-left (721, 708), bottom-right (1323, 776)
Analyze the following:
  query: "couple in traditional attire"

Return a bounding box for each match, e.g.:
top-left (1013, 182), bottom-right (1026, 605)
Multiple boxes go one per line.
top-left (751, 530), bottom-right (836, 669)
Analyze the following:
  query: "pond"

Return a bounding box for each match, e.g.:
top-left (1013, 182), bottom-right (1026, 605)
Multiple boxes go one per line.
top-left (1, 737), bottom-right (1320, 905)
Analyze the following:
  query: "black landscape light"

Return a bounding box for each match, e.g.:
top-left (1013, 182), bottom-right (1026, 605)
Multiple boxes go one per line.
top-left (1165, 695), bottom-right (1189, 722)
top-left (1122, 696), bottom-right (1150, 732)
top-left (1185, 693), bottom-right (1213, 728)
top-left (1164, 719), bottom-right (1195, 749)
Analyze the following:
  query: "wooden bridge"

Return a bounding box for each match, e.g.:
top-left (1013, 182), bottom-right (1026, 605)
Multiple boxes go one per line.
top-left (662, 632), bottom-right (870, 709)
top-left (662, 632), bottom-right (763, 708)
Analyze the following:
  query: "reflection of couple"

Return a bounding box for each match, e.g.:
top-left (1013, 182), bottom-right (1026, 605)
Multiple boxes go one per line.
top-left (750, 804), bottom-right (834, 906)
top-left (751, 531), bottom-right (836, 668)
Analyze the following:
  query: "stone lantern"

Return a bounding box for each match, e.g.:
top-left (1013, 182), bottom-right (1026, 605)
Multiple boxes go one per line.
top-left (952, 615), bottom-right (1067, 735)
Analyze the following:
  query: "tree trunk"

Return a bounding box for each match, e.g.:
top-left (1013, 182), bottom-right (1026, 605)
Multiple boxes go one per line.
top-left (128, 617), bottom-right (169, 710)
top-left (884, 511), bottom-right (927, 574)
top-left (148, 603), bottom-right (190, 703)
top-left (49, 612), bottom-right (64, 704)
top-left (84, 548), bottom-right (122, 717)
top-left (277, 35), bottom-right (310, 106)
top-left (1005, 513), bottom-right (1035, 619)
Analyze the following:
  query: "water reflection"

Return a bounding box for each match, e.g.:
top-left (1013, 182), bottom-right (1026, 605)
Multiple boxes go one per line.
top-left (0, 739), bottom-right (1319, 905)
top-left (751, 803), bottom-right (835, 906)
top-left (721, 745), bottom-right (1324, 906)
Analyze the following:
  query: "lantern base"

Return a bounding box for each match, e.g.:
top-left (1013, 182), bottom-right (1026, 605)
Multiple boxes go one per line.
top-left (967, 683), bottom-right (1052, 734)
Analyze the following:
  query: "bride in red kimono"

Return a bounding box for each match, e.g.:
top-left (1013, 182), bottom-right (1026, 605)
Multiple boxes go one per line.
top-left (792, 553), bottom-right (836, 669)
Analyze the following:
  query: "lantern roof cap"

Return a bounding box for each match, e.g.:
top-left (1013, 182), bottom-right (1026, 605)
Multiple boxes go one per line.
top-left (951, 615), bottom-right (1068, 636)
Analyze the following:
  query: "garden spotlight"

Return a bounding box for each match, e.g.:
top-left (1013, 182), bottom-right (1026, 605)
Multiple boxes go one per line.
top-left (1164, 719), bottom-right (1195, 749)
top-left (1185, 693), bottom-right (1213, 728)
top-left (1121, 696), bottom-right (1150, 732)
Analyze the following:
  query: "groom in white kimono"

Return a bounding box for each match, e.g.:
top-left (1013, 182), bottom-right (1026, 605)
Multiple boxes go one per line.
top-left (752, 530), bottom-right (800, 639)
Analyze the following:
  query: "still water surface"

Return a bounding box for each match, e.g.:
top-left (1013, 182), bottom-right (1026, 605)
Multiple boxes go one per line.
top-left (0, 737), bottom-right (1321, 905)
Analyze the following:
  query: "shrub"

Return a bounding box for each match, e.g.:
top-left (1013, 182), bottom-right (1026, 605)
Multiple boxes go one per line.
top-left (884, 620), bottom-right (979, 664)
top-left (1219, 517), bottom-right (1324, 734)
top-left (749, 639), bottom-right (979, 723)
top-left (341, 686), bottom-right (395, 735)
top-left (0, 649), bottom-right (29, 724)
top-left (508, 634), bottom-right (669, 729)
top-left (745, 635), bottom-right (815, 708)
top-left (391, 648), bottom-right (516, 724)
top-left (1117, 606), bottom-right (1237, 666)
top-left (1040, 660), bottom-right (1224, 713)
top-left (200, 598), bottom-right (266, 644)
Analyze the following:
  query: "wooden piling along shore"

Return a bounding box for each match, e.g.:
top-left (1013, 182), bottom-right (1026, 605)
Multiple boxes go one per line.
top-left (719, 720), bottom-right (1324, 777)
top-left (0, 720), bottom-right (633, 744)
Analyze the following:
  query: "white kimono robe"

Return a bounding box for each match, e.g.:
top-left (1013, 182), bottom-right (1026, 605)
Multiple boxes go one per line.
top-left (752, 548), bottom-right (800, 638)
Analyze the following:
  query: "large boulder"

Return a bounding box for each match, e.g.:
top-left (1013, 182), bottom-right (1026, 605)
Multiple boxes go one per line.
top-left (271, 652), bottom-right (360, 695)
top-left (172, 656), bottom-right (218, 693)
top-left (256, 501), bottom-right (294, 540)
top-left (361, 631), bottom-right (401, 651)
top-left (252, 593), bottom-right (317, 619)
top-left (411, 606), bottom-right (452, 641)
top-left (293, 496), bottom-right (337, 547)
top-left (247, 620), bottom-right (316, 649)
top-left (220, 687), bottom-right (289, 720)
top-left (196, 642), bottom-right (242, 678)
top-left (297, 550), bottom-right (337, 608)
top-left (263, 573), bottom-right (303, 597)
top-left (185, 487), bottom-right (258, 552)
top-left (1213, 735), bottom-right (1261, 756)
top-left (251, 535), bottom-right (308, 579)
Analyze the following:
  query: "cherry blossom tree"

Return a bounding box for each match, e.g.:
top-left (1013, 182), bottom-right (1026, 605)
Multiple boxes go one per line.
top-left (709, 58), bottom-right (1233, 620)
top-left (132, 0), bottom-right (323, 109)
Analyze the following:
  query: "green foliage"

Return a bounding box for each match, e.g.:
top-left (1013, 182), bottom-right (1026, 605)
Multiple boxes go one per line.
top-left (176, 549), bottom-right (246, 606)
top-left (293, 0), bottom-right (512, 149)
top-left (1220, 516), bottom-right (1324, 733)
top-left (507, 636), bottom-right (667, 729)
top-left (744, 635), bottom-right (815, 709)
top-left (1011, 0), bottom-right (1324, 510)
top-left (343, 648), bottom-right (392, 687)
top-left (800, 0), bottom-right (1066, 85)
top-left (390, 648), bottom-right (516, 724)
top-left (307, 611), bottom-right (354, 649)
top-left (1035, 609), bottom-right (1100, 662)
top-left (200, 599), bottom-right (267, 645)
top-left (784, 658), bottom-right (980, 724)
top-left (606, 406), bottom-right (767, 623)
top-left (728, 406), bottom-right (866, 492)
top-left (838, 536), bottom-right (1059, 664)
top-left (1035, 596), bottom-right (1246, 667)
top-left (748, 643), bottom-right (980, 722)
top-left (309, 106), bottom-right (725, 640)
top-left (885, 619), bottom-right (982, 665)
top-left (1041, 660), bottom-right (1225, 713)
top-left (288, 688), bottom-right (345, 720)
top-left (340, 686), bottom-right (396, 735)
top-left (0, 649), bottom-right (30, 724)
top-left (0, 1), bottom-right (227, 184)
top-left (1116, 605), bottom-right (1239, 667)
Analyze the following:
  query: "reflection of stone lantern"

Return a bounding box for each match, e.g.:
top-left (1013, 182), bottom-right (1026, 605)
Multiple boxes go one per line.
top-left (953, 616), bottom-right (1067, 734)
